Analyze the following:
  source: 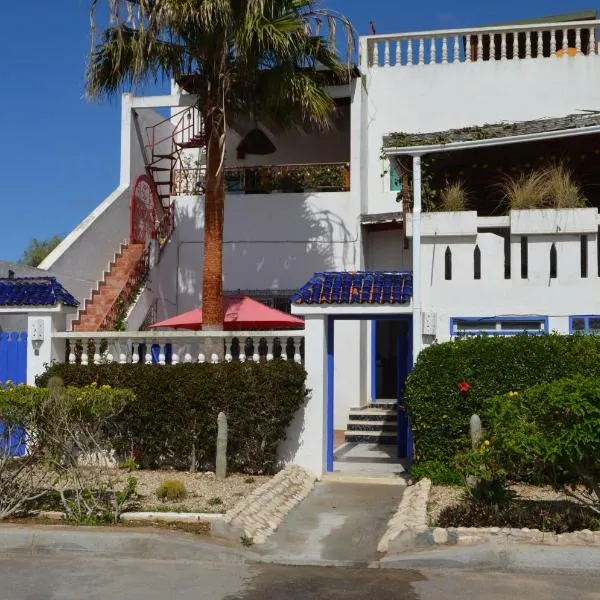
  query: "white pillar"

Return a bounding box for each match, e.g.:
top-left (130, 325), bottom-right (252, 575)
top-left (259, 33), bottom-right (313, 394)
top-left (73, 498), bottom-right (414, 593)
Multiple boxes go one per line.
top-left (26, 309), bottom-right (69, 385)
top-left (281, 314), bottom-right (328, 477)
top-left (120, 93), bottom-right (133, 187)
top-left (412, 154), bottom-right (423, 364)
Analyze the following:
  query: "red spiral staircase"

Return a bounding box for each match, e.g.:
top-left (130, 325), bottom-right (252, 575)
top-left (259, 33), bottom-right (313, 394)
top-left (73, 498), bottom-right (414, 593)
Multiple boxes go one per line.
top-left (73, 108), bottom-right (206, 332)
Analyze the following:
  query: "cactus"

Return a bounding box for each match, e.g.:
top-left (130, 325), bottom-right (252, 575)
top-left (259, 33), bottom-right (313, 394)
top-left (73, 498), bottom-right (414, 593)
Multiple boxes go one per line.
top-left (216, 412), bottom-right (228, 480)
top-left (470, 414), bottom-right (482, 449)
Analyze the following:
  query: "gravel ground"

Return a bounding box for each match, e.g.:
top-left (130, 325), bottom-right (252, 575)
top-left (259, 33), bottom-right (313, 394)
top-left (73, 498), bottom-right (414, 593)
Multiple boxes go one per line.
top-left (428, 484), bottom-right (572, 526)
top-left (133, 470), bottom-right (271, 513)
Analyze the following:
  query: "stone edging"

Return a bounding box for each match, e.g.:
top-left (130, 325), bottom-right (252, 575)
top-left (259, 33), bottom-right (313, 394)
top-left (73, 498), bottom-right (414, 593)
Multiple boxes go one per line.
top-left (377, 478), bottom-right (431, 553)
top-left (382, 477), bottom-right (600, 553)
top-left (218, 464), bottom-right (317, 545)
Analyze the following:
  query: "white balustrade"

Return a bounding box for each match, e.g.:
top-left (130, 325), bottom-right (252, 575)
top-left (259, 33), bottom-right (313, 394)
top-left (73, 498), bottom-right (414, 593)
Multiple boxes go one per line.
top-left (364, 20), bottom-right (599, 67)
top-left (58, 330), bottom-right (305, 366)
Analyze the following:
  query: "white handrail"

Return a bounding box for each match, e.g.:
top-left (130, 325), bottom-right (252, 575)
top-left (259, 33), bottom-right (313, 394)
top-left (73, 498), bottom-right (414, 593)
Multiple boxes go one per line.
top-left (363, 19), bottom-right (600, 41)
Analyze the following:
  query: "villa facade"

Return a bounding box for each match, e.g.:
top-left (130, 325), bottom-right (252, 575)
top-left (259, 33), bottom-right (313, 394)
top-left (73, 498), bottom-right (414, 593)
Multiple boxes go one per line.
top-left (12, 9), bottom-right (600, 474)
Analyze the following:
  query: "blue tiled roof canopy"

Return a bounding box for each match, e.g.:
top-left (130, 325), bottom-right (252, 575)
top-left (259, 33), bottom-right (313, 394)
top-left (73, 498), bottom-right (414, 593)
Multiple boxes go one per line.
top-left (291, 271), bottom-right (412, 305)
top-left (0, 277), bottom-right (79, 307)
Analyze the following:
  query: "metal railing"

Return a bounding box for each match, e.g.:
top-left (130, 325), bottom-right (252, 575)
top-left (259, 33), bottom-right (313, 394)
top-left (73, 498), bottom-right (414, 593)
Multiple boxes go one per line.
top-left (173, 162), bottom-right (350, 195)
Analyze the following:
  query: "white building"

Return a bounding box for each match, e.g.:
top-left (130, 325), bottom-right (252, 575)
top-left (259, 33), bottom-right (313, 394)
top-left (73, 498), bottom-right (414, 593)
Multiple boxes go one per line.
top-left (34, 10), bottom-right (600, 474)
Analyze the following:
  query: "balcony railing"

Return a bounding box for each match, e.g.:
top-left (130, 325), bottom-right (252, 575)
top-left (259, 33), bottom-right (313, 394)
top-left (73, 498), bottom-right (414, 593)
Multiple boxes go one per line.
top-left (364, 20), bottom-right (599, 68)
top-left (55, 331), bottom-right (305, 365)
top-left (173, 162), bottom-right (350, 195)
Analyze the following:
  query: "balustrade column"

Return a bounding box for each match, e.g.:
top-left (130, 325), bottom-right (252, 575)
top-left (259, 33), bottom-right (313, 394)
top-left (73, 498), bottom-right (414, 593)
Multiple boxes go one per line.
top-left (93, 339), bottom-right (101, 365)
top-left (575, 28), bottom-right (582, 55)
top-left (418, 38), bottom-right (424, 64)
top-left (407, 39), bottom-right (413, 65)
top-left (550, 29), bottom-right (556, 57)
top-left (465, 36), bottom-right (472, 63)
top-left (525, 32), bottom-right (532, 59)
top-left (294, 336), bottom-right (303, 364)
top-left (476, 34), bottom-right (483, 60)
top-left (81, 341), bottom-right (89, 366)
top-left (537, 29), bottom-right (543, 58)
top-left (429, 37), bottom-right (436, 64)
top-left (500, 33), bottom-right (507, 60)
top-left (383, 40), bottom-right (390, 66)
top-left (561, 28), bottom-right (568, 56)
top-left (372, 41), bottom-right (379, 66)
top-left (453, 36), bottom-right (459, 63)
top-left (395, 39), bottom-right (401, 66)
top-left (441, 36), bottom-right (448, 63)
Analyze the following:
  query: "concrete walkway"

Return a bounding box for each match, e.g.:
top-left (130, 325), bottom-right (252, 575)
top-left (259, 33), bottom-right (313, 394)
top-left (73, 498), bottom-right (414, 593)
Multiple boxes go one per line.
top-left (257, 480), bottom-right (404, 564)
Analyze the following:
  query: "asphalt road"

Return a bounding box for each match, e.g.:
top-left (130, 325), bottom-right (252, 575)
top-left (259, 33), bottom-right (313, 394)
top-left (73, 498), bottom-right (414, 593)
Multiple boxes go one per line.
top-left (1, 556), bottom-right (599, 600)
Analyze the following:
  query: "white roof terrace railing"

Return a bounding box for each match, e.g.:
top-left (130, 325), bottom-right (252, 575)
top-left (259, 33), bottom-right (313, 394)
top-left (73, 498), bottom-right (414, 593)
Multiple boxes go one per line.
top-left (362, 20), bottom-right (600, 68)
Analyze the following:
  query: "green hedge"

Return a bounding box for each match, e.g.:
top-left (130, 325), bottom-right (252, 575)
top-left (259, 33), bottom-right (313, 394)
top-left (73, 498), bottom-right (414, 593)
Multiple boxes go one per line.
top-left (405, 334), bottom-right (600, 468)
top-left (484, 375), bottom-right (600, 487)
top-left (38, 362), bottom-right (306, 474)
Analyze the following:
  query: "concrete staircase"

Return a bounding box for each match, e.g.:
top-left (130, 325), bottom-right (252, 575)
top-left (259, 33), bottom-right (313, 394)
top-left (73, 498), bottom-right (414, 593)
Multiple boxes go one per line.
top-left (344, 401), bottom-right (398, 444)
top-left (72, 243), bottom-right (146, 332)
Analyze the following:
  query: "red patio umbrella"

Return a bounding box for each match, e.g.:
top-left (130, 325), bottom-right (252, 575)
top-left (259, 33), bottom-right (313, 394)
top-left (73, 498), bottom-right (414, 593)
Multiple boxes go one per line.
top-left (149, 296), bottom-right (304, 331)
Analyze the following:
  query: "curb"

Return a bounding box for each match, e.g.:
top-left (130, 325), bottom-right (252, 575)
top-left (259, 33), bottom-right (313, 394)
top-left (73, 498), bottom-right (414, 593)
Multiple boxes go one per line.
top-left (0, 526), bottom-right (248, 563)
top-left (381, 543), bottom-right (600, 575)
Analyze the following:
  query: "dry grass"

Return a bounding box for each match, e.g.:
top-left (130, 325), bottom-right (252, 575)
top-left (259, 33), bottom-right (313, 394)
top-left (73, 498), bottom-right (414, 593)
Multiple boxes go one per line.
top-left (499, 163), bottom-right (587, 212)
top-left (437, 181), bottom-right (469, 212)
top-left (498, 170), bottom-right (548, 210)
top-left (544, 163), bottom-right (587, 209)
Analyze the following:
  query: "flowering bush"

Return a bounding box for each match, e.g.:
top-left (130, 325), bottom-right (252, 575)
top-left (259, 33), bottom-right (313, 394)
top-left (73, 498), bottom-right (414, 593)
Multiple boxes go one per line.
top-left (405, 334), bottom-right (600, 474)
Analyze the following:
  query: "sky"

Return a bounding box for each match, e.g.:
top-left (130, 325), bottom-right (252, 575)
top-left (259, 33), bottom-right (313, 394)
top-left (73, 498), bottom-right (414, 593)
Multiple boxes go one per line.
top-left (0, 0), bottom-right (594, 261)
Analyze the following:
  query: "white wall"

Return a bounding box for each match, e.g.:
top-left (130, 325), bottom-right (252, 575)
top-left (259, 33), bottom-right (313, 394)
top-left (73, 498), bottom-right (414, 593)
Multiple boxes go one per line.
top-left (154, 192), bottom-right (360, 313)
top-left (38, 105), bottom-right (172, 316)
top-left (361, 55), bottom-right (600, 215)
top-left (417, 214), bottom-right (600, 344)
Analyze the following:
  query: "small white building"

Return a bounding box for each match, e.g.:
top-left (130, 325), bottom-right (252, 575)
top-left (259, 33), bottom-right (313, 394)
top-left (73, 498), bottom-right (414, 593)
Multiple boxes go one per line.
top-left (31, 10), bottom-right (600, 475)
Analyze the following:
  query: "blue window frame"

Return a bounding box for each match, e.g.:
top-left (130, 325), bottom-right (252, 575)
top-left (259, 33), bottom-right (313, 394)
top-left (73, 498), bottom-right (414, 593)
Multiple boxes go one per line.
top-left (451, 316), bottom-right (548, 337)
top-left (570, 316), bottom-right (600, 335)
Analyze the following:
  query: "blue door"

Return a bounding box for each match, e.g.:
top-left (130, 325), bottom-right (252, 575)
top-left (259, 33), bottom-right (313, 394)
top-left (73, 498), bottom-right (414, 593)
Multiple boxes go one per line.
top-left (0, 331), bottom-right (28, 457)
top-left (373, 320), bottom-right (412, 459)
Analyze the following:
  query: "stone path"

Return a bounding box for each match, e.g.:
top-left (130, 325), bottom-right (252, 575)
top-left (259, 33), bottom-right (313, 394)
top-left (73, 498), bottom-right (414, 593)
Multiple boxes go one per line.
top-left (257, 480), bottom-right (404, 564)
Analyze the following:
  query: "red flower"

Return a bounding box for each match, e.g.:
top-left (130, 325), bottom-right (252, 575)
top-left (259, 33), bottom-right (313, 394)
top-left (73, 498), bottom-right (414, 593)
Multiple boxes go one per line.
top-left (458, 380), bottom-right (470, 395)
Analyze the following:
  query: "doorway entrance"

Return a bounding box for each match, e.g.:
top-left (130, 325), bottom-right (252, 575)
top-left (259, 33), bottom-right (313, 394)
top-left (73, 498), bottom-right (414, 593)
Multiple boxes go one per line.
top-left (328, 315), bottom-right (413, 474)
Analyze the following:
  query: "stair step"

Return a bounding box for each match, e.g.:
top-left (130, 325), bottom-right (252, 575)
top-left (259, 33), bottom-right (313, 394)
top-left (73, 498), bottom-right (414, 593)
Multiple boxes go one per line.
top-left (347, 422), bottom-right (397, 432)
top-left (344, 431), bottom-right (397, 444)
top-left (349, 409), bottom-right (396, 420)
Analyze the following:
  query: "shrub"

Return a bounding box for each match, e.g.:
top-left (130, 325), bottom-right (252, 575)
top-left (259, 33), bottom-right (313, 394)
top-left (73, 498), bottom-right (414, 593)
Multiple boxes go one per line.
top-left (410, 460), bottom-right (462, 485)
top-left (484, 376), bottom-right (600, 512)
top-left (156, 480), bottom-right (187, 502)
top-left (0, 379), bottom-right (136, 521)
top-left (405, 334), bottom-right (600, 469)
top-left (38, 361), bottom-right (307, 474)
top-left (437, 499), bottom-right (600, 533)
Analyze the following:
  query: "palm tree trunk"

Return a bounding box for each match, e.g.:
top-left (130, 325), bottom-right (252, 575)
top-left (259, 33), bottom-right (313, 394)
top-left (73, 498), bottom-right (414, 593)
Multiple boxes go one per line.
top-left (201, 109), bottom-right (225, 331)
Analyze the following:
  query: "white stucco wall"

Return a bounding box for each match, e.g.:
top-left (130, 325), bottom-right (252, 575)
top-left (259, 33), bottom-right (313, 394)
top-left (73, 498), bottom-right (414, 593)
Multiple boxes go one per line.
top-left (417, 211), bottom-right (600, 345)
top-left (157, 192), bottom-right (359, 312)
top-left (38, 105), bottom-right (172, 313)
top-left (361, 56), bottom-right (600, 215)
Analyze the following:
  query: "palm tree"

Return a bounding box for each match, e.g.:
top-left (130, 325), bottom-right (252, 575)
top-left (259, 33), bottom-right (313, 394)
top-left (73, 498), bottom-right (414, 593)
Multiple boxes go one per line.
top-left (87, 0), bottom-right (353, 330)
